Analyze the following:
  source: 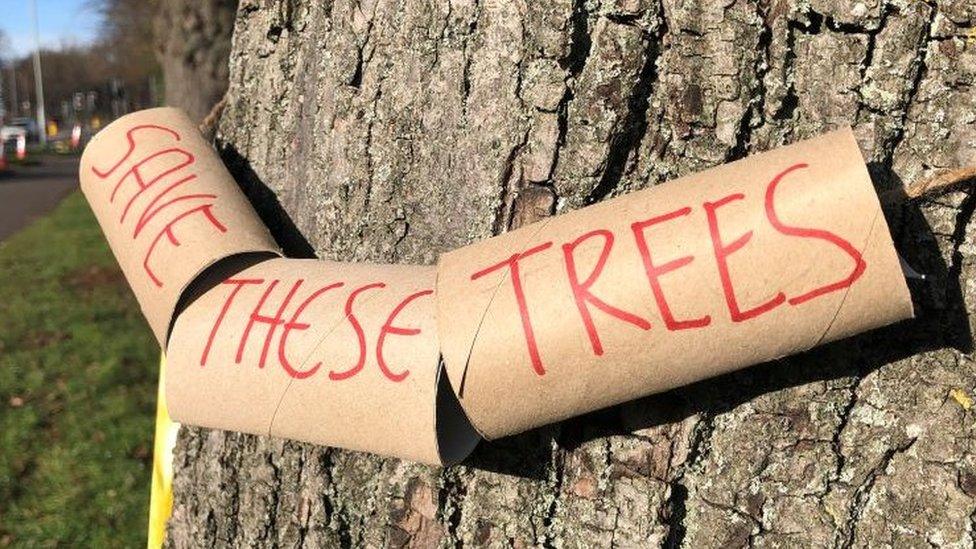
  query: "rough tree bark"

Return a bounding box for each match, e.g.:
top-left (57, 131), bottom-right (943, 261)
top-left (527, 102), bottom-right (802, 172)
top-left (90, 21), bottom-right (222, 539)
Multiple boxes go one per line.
top-left (154, 0), bottom-right (238, 122)
top-left (166, 0), bottom-right (976, 546)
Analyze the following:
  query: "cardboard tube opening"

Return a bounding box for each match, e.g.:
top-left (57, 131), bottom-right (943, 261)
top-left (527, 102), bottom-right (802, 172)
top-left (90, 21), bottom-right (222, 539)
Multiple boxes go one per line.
top-left (434, 362), bottom-right (482, 465)
top-left (165, 251), bottom-right (280, 346)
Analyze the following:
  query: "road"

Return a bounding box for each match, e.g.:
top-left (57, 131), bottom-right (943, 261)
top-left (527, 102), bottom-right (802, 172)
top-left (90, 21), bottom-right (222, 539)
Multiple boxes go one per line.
top-left (0, 156), bottom-right (80, 241)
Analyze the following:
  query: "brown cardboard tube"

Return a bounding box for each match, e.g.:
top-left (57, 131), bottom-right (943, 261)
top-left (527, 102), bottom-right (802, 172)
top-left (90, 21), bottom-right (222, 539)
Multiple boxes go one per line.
top-left (165, 258), bottom-right (480, 465)
top-left (79, 107), bottom-right (280, 344)
top-left (436, 127), bottom-right (914, 440)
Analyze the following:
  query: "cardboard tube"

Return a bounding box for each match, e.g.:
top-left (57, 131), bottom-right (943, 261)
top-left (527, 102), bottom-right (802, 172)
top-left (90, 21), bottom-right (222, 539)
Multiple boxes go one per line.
top-left (436, 127), bottom-right (914, 440)
top-left (79, 108), bottom-right (280, 344)
top-left (166, 258), bottom-right (480, 465)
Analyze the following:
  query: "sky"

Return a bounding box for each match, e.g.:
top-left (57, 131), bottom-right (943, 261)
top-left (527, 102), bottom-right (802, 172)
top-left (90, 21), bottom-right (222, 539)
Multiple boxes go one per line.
top-left (1, 0), bottom-right (101, 58)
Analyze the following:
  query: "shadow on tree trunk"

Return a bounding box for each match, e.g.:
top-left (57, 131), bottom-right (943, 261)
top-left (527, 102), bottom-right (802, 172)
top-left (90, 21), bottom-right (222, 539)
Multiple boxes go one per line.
top-left (219, 143), bottom-right (317, 259)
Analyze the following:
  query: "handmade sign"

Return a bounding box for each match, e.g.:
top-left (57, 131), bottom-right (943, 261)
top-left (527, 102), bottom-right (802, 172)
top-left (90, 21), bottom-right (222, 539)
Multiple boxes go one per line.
top-left (437, 128), bottom-right (913, 439)
top-left (79, 108), bottom-right (279, 343)
top-left (80, 109), bottom-right (915, 464)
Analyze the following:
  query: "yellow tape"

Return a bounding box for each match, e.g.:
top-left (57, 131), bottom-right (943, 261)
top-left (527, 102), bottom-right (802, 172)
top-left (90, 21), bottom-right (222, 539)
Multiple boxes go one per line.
top-left (148, 355), bottom-right (180, 549)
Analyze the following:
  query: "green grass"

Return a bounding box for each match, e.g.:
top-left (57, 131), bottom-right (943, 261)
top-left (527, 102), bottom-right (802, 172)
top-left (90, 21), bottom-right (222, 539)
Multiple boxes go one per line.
top-left (0, 192), bottom-right (157, 547)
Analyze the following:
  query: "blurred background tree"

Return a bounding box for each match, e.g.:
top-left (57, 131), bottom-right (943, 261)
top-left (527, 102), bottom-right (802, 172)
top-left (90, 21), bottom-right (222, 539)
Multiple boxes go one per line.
top-left (0, 30), bottom-right (9, 119)
top-left (1, 2), bottom-right (158, 126)
top-left (0, 0), bottom-right (237, 128)
top-left (89, 0), bottom-right (161, 116)
top-left (153, 0), bottom-right (238, 122)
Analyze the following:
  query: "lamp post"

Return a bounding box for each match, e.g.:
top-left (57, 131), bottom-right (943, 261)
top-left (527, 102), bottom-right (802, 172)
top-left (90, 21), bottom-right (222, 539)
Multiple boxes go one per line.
top-left (8, 61), bottom-right (18, 118)
top-left (30, 0), bottom-right (46, 146)
top-left (0, 61), bottom-right (5, 125)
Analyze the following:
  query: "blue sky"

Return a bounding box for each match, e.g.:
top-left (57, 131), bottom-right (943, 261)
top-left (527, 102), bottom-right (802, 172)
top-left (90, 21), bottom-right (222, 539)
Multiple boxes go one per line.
top-left (1, 0), bottom-right (101, 58)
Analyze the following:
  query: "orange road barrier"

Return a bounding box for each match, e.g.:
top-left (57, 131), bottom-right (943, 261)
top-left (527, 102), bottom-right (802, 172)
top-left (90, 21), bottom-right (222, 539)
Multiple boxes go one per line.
top-left (15, 135), bottom-right (26, 161)
top-left (71, 125), bottom-right (82, 149)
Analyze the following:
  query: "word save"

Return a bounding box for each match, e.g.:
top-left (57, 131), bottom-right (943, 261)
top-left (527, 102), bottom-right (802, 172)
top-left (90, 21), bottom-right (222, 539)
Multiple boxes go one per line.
top-left (470, 163), bottom-right (867, 376)
top-left (90, 124), bottom-right (226, 287)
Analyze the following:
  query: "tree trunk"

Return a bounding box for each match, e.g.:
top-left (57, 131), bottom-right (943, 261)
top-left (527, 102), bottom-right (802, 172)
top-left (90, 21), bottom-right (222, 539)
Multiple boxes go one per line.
top-left (165, 0), bottom-right (976, 546)
top-left (154, 0), bottom-right (238, 122)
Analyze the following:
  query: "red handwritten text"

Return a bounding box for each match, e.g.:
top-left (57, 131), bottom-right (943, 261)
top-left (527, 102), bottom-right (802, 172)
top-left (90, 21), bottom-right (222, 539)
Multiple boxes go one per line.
top-left (469, 163), bottom-right (867, 376)
top-left (200, 277), bottom-right (432, 383)
top-left (90, 124), bottom-right (227, 287)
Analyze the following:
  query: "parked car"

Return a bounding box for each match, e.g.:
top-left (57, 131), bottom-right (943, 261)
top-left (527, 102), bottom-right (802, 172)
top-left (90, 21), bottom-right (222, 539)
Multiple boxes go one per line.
top-left (0, 125), bottom-right (27, 157)
top-left (7, 118), bottom-right (39, 142)
top-left (0, 125), bottom-right (28, 142)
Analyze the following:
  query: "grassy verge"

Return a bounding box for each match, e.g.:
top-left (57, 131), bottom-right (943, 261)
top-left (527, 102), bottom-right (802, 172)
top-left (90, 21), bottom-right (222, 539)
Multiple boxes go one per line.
top-left (0, 192), bottom-right (157, 546)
